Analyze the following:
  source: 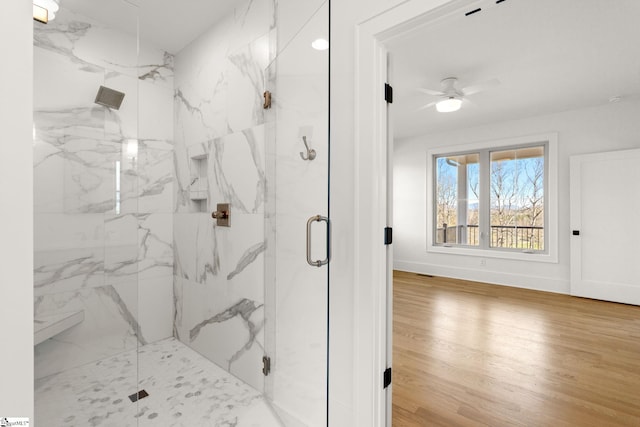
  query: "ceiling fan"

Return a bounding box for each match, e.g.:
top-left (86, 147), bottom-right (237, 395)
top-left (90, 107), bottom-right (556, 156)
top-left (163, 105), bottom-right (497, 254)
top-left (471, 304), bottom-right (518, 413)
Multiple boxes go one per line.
top-left (417, 77), bottom-right (500, 113)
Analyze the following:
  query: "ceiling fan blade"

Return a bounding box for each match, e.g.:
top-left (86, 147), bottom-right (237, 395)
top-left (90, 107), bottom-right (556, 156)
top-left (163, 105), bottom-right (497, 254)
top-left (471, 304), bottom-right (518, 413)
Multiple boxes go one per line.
top-left (462, 78), bottom-right (500, 96)
top-left (462, 97), bottom-right (476, 107)
top-left (416, 101), bottom-right (438, 111)
top-left (416, 88), bottom-right (445, 97)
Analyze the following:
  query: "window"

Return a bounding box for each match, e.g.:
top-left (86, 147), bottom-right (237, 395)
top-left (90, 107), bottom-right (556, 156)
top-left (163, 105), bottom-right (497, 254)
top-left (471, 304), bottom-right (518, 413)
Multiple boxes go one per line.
top-left (435, 153), bottom-right (480, 246)
top-left (429, 134), bottom-right (557, 261)
top-left (489, 146), bottom-right (545, 251)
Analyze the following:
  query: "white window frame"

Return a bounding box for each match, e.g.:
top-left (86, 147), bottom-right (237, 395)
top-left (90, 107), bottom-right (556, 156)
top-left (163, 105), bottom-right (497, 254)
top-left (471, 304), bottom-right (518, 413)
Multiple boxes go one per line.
top-left (426, 133), bottom-right (558, 263)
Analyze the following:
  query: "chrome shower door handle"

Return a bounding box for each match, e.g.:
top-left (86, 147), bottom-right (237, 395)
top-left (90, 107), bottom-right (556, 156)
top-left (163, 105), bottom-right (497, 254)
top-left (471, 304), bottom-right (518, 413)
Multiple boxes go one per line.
top-left (306, 215), bottom-right (331, 267)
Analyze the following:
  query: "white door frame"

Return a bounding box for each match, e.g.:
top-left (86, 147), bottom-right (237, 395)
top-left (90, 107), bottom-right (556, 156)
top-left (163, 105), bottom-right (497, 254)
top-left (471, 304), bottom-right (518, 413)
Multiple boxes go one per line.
top-left (354, 0), bottom-right (483, 425)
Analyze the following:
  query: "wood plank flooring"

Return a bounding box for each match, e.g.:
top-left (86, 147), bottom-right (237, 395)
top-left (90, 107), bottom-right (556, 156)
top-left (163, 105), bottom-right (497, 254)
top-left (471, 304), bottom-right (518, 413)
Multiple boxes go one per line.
top-left (392, 271), bottom-right (640, 427)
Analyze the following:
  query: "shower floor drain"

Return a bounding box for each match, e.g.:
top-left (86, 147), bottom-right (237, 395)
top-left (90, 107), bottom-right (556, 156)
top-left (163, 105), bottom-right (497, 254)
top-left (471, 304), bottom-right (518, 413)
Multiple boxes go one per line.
top-left (128, 389), bottom-right (149, 403)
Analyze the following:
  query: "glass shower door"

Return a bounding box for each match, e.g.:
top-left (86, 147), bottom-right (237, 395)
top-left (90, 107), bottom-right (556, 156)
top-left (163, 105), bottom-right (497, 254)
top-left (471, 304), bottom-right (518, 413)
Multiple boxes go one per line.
top-left (33, 2), bottom-right (143, 424)
top-left (264, 1), bottom-right (330, 425)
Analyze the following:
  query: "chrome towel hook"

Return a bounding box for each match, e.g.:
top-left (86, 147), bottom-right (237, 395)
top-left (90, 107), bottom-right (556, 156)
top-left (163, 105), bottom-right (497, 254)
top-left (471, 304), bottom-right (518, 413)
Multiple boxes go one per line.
top-left (300, 136), bottom-right (316, 161)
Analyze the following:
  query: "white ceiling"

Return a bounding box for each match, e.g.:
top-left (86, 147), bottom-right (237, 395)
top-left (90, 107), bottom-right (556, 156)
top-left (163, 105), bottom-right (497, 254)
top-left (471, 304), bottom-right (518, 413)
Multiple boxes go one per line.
top-left (388, 0), bottom-right (640, 139)
top-left (62, 0), bottom-right (238, 53)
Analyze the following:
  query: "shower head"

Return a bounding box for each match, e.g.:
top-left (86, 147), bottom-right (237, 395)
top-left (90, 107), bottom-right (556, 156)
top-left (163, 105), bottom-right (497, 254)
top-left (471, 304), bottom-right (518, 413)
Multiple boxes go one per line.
top-left (94, 86), bottom-right (125, 110)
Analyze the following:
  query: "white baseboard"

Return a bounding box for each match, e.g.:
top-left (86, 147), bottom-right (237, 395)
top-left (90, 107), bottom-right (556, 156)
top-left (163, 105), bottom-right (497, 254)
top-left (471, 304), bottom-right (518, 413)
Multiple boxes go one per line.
top-left (394, 260), bottom-right (570, 295)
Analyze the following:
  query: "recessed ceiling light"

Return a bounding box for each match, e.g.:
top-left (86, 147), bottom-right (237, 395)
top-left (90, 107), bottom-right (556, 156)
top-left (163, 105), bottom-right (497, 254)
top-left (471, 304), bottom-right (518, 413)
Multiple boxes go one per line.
top-left (311, 38), bottom-right (329, 51)
top-left (436, 97), bottom-right (462, 113)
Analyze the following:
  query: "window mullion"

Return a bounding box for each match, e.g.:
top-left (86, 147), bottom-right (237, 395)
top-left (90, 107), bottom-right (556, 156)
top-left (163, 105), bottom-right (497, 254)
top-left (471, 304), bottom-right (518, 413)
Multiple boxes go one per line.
top-left (544, 142), bottom-right (549, 252)
top-left (479, 149), bottom-right (491, 250)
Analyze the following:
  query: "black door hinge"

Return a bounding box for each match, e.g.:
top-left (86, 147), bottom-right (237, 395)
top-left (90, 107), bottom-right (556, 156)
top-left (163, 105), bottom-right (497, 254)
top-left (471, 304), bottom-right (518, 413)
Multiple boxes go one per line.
top-left (384, 227), bottom-right (393, 245)
top-left (262, 356), bottom-right (271, 376)
top-left (384, 83), bottom-right (393, 103)
top-left (383, 367), bottom-right (392, 388)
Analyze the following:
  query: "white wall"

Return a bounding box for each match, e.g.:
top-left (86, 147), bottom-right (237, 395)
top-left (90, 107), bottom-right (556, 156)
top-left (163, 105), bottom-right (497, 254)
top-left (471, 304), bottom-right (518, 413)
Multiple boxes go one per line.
top-left (0, 0), bottom-right (34, 421)
top-left (394, 100), bottom-right (640, 293)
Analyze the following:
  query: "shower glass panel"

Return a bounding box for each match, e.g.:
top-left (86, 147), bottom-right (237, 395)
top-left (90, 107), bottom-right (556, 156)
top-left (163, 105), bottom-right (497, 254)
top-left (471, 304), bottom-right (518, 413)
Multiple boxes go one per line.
top-left (33, 0), bottom-right (330, 424)
top-left (33, 1), bottom-right (142, 424)
top-left (264, 1), bottom-right (330, 425)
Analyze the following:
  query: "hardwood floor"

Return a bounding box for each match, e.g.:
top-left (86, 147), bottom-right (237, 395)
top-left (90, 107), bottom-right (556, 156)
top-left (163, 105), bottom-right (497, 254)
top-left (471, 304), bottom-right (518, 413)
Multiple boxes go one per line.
top-left (392, 271), bottom-right (640, 427)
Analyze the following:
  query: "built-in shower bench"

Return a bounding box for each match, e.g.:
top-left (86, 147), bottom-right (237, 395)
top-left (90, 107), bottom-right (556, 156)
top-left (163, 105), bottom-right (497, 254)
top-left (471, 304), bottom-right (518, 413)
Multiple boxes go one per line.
top-left (34, 310), bottom-right (84, 346)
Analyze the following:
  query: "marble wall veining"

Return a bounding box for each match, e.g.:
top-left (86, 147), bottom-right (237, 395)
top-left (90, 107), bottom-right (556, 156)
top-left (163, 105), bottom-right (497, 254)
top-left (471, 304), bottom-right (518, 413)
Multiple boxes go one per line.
top-left (172, 0), bottom-right (274, 393)
top-left (33, 7), bottom-right (174, 379)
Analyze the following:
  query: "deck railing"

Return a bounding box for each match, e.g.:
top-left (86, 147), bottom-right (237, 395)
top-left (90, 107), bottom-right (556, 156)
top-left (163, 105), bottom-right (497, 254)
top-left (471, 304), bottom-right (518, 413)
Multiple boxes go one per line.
top-left (437, 224), bottom-right (544, 250)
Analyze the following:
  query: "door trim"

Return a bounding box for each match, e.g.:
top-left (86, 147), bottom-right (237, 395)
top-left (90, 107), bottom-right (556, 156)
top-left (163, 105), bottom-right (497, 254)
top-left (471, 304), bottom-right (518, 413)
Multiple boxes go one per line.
top-left (354, 0), bottom-right (481, 425)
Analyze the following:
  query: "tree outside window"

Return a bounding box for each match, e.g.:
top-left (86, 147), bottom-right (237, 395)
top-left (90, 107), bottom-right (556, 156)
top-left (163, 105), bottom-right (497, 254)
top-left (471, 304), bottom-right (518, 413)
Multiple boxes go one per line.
top-left (434, 144), bottom-right (545, 252)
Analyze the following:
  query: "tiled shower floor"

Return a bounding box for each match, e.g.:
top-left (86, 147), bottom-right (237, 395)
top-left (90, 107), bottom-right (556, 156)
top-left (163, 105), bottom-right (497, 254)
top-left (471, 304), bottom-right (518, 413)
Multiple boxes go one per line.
top-left (35, 338), bottom-right (284, 426)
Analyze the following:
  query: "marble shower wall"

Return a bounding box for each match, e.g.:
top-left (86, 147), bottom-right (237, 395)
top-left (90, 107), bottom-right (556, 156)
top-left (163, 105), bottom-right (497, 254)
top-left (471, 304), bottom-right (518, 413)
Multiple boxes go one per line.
top-left (33, 7), bottom-right (174, 379)
top-left (173, 0), bottom-right (274, 392)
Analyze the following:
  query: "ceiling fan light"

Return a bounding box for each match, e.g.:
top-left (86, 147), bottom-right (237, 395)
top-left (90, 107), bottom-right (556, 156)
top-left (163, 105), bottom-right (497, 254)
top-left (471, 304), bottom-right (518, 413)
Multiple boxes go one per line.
top-left (436, 97), bottom-right (462, 113)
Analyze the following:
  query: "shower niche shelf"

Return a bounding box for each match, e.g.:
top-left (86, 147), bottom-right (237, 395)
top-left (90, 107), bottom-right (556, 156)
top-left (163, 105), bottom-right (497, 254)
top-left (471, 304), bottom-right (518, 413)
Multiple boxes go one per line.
top-left (34, 310), bottom-right (85, 346)
top-left (188, 144), bottom-right (209, 212)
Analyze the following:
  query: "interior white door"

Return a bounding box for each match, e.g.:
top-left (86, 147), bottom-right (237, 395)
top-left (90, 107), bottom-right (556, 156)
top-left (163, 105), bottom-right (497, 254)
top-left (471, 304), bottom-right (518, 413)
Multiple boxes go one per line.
top-left (570, 149), bottom-right (640, 305)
